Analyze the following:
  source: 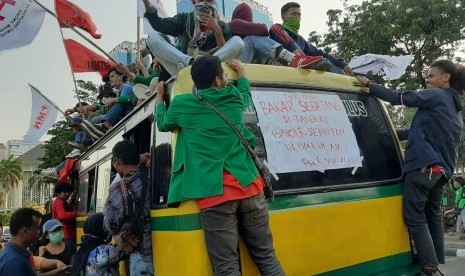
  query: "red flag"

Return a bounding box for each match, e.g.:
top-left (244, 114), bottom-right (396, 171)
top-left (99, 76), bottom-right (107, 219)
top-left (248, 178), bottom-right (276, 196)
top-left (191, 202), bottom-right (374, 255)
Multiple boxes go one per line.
top-left (55, 0), bottom-right (102, 39)
top-left (64, 39), bottom-right (115, 75)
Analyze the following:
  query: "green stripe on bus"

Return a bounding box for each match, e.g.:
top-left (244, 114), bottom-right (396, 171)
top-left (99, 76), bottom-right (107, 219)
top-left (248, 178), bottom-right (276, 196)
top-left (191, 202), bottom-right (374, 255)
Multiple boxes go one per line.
top-left (268, 183), bottom-right (403, 211)
top-left (150, 183), bottom-right (403, 232)
top-left (315, 252), bottom-right (417, 276)
top-left (152, 213), bottom-right (202, 231)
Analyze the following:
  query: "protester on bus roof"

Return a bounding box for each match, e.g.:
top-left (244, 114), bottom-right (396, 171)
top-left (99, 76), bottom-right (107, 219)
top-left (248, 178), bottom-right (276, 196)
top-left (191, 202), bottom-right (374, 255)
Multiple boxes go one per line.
top-left (52, 183), bottom-right (77, 245)
top-left (0, 208), bottom-right (43, 275)
top-left (71, 213), bottom-right (124, 276)
top-left (356, 60), bottom-right (465, 276)
top-left (39, 219), bottom-right (76, 265)
top-left (82, 68), bottom-right (135, 139)
top-left (64, 102), bottom-right (90, 119)
top-left (156, 56), bottom-right (284, 275)
top-left (270, 2), bottom-right (353, 75)
top-left (230, 2), bottom-right (329, 70)
top-left (142, 0), bottom-right (244, 77)
top-left (103, 140), bottom-right (153, 275)
top-left (116, 58), bottom-right (161, 86)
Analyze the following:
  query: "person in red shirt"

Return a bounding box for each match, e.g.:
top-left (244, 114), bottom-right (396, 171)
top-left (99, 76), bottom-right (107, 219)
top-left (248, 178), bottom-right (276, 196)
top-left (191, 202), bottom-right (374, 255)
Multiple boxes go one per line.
top-left (52, 183), bottom-right (77, 245)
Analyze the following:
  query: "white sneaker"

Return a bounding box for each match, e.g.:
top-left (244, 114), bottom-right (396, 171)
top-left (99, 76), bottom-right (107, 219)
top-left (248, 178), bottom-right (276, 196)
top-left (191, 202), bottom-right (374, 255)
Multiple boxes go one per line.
top-left (65, 149), bottom-right (81, 159)
top-left (41, 167), bottom-right (58, 179)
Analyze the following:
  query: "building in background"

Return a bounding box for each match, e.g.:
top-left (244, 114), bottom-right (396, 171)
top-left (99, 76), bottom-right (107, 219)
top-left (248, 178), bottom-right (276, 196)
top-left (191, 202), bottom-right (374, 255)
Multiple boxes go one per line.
top-left (0, 144), bottom-right (48, 212)
top-left (4, 140), bottom-right (41, 159)
top-left (109, 41), bottom-right (138, 66)
top-left (0, 143), bottom-right (5, 160)
top-left (177, 0), bottom-right (273, 26)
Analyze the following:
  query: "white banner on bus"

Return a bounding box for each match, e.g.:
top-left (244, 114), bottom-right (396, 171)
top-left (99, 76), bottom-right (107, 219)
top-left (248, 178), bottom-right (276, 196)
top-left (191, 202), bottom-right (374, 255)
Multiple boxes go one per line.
top-left (23, 85), bottom-right (60, 142)
top-left (251, 91), bottom-right (363, 173)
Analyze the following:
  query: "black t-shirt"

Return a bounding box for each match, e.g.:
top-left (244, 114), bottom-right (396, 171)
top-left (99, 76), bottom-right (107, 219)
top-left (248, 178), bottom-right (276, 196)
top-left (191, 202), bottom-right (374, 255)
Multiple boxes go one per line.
top-left (42, 242), bottom-right (76, 265)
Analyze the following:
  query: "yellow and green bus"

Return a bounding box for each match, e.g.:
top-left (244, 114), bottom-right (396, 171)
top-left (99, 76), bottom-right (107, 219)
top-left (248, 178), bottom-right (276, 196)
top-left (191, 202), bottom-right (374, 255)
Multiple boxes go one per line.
top-left (75, 64), bottom-right (418, 275)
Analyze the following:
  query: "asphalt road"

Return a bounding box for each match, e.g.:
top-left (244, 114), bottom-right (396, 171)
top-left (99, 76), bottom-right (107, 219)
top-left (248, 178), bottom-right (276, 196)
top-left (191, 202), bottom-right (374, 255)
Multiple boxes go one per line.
top-left (440, 256), bottom-right (465, 275)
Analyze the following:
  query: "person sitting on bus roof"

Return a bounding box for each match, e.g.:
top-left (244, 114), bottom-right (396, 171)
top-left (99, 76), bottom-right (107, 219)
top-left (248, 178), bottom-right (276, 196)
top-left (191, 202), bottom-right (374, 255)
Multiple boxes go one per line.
top-left (116, 58), bottom-right (161, 86)
top-left (143, 0), bottom-right (244, 77)
top-left (64, 102), bottom-right (90, 119)
top-left (81, 68), bottom-right (135, 140)
top-left (103, 141), bottom-right (153, 276)
top-left (230, 2), bottom-right (329, 70)
top-left (156, 56), bottom-right (284, 275)
top-left (270, 2), bottom-right (354, 75)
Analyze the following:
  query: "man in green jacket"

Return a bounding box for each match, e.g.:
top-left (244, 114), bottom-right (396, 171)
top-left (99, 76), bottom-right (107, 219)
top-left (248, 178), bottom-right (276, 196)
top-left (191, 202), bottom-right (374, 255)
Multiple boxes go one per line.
top-left (143, 0), bottom-right (244, 77)
top-left (156, 56), bottom-right (284, 275)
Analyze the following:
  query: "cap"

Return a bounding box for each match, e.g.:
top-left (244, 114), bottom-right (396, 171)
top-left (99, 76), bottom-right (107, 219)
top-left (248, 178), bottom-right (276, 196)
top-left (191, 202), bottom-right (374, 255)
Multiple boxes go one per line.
top-left (43, 219), bottom-right (64, 233)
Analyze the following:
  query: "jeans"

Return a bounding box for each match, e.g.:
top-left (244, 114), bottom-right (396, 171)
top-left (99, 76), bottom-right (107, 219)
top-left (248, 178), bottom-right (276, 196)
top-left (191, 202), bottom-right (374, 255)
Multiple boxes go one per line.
top-left (238, 36), bottom-right (281, 64)
top-left (130, 252), bottom-right (154, 276)
top-left (147, 32), bottom-right (244, 76)
top-left (103, 103), bottom-right (133, 126)
top-left (403, 170), bottom-right (446, 267)
top-left (200, 193), bottom-right (284, 276)
top-left (74, 131), bottom-right (85, 143)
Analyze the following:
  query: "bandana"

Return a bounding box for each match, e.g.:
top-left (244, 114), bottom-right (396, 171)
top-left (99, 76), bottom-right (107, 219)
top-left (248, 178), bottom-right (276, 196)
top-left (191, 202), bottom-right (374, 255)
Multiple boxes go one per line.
top-left (283, 16), bottom-right (301, 35)
top-left (189, 2), bottom-right (218, 48)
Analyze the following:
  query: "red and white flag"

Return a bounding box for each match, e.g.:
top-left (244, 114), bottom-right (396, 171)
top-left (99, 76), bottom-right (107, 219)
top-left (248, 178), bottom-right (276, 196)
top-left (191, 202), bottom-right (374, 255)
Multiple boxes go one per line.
top-left (137, 0), bottom-right (168, 35)
top-left (24, 84), bottom-right (60, 142)
top-left (55, 0), bottom-right (101, 39)
top-left (64, 39), bottom-right (115, 76)
top-left (0, 0), bottom-right (46, 51)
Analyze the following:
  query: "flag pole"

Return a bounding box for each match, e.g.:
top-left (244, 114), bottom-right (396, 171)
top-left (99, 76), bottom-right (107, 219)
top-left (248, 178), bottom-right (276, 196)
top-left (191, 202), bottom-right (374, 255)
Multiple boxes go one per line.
top-left (32, 0), bottom-right (118, 64)
top-left (28, 84), bottom-right (66, 117)
top-left (137, 17), bottom-right (141, 62)
top-left (58, 27), bottom-right (83, 108)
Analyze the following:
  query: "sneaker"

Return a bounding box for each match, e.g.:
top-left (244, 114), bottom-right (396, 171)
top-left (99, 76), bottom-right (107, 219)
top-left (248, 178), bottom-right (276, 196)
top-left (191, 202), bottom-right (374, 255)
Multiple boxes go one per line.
top-left (41, 167), bottom-right (58, 179)
top-left (81, 119), bottom-right (105, 140)
top-left (289, 55), bottom-right (323, 69)
top-left (312, 60), bottom-right (331, 72)
top-left (68, 141), bottom-right (87, 151)
top-left (65, 149), bottom-right (81, 159)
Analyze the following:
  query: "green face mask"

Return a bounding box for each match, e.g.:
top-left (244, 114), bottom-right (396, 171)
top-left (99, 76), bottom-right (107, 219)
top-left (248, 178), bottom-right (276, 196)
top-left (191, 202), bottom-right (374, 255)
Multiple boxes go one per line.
top-left (49, 231), bottom-right (64, 244)
top-left (283, 16), bottom-right (301, 35)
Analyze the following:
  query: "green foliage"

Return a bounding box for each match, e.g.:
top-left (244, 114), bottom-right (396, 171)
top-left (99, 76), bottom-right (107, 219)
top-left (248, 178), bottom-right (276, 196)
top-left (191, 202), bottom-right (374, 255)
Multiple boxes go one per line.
top-left (321, 0), bottom-right (465, 90)
top-left (39, 120), bottom-right (75, 169)
top-left (75, 80), bottom-right (99, 104)
top-left (0, 211), bottom-right (12, 226)
top-left (0, 155), bottom-right (23, 192)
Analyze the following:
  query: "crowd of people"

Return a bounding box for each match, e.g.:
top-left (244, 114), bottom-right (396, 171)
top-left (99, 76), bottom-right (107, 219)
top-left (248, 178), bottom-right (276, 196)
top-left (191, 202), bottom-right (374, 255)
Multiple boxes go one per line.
top-left (1, 0), bottom-right (464, 276)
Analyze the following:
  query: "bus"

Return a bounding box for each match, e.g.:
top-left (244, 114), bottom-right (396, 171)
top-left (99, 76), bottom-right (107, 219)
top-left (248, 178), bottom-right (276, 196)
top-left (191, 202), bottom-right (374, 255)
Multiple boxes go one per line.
top-left (75, 64), bottom-right (418, 275)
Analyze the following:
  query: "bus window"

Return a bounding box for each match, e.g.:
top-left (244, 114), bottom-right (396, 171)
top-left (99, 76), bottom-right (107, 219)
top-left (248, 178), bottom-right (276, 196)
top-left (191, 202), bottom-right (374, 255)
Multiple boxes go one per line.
top-left (95, 159), bottom-right (112, 212)
top-left (246, 87), bottom-right (403, 193)
top-left (124, 117), bottom-right (152, 154)
top-left (77, 168), bottom-right (96, 213)
top-left (151, 129), bottom-right (172, 207)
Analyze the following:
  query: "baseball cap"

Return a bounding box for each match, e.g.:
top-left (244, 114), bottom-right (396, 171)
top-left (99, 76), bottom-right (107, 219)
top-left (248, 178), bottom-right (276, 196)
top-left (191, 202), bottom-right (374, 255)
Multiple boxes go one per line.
top-left (43, 219), bottom-right (64, 233)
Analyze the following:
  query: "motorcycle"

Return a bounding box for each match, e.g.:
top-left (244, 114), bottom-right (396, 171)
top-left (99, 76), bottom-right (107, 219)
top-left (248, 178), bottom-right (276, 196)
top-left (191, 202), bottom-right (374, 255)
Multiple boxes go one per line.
top-left (443, 208), bottom-right (464, 232)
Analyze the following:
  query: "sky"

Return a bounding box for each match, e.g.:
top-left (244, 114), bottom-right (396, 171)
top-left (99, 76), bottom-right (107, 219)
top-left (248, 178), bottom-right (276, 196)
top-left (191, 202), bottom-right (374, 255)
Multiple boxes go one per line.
top-left (0, 0), bottom-right (361, 144)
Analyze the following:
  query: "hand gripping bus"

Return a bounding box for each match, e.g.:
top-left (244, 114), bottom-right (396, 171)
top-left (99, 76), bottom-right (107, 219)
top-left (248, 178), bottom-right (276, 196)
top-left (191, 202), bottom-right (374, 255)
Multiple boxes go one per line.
top-left (75, 64), bottom-right (418, 275)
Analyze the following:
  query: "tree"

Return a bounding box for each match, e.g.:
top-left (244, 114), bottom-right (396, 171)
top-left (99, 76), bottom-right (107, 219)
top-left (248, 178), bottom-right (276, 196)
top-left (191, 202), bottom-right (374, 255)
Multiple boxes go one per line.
top-left (0, 155), bottom-right (23, 211)
top-left (39, 120), bottom-right (75, 170)
top-left (0, 155), bottom-right (23, 191)
top-left (316, 0), bottom-right (465, 90)
top-left (75, 80), bottom-right (99, 104)
top-left (313, 0), bottom-right (465, 168)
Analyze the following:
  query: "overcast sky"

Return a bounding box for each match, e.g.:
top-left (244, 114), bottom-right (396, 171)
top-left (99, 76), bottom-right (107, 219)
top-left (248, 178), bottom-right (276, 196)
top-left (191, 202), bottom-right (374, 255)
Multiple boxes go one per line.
top-left (0, 0), bottom-right (361, 143)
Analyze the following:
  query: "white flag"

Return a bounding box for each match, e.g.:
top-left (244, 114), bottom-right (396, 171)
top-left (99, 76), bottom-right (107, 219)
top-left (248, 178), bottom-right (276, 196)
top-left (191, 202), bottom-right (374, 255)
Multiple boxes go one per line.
top-left (0, 0), bottom-right (46, 51)
top-left (137, 0), bottom-right (168, 36)
top-left (23, 85), bottom-right (60, 142)
top-left (348, 54), bottom-right (414, 80)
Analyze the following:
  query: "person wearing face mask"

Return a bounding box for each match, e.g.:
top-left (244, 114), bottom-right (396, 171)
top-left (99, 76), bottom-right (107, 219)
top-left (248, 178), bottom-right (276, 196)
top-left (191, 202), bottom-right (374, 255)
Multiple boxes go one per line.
top-left (356, 60), bottom-right (465, 276)
top-left (143, 0), bottom-right (244, 77)
top-left (270, 2), bottom-right (354, 75)
top-left (39, 219), bottom-right (76, 266)
top-left (71, 213), bottom-right (124, 276)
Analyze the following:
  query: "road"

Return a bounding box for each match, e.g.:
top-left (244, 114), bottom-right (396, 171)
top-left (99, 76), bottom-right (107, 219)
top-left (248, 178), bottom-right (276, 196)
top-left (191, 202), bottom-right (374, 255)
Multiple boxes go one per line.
top-left (440, 256), bottom-right (465, 275)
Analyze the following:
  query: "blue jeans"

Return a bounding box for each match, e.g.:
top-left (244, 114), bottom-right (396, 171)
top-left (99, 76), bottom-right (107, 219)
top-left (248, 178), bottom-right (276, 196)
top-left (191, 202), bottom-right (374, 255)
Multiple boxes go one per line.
top-left (74, 131), bottom-right (85, 143)
top-left (238, 36), bottom-right (281, 64)
top-left (103, 103), bottom-right (133, 126)
top-left (130, 252), bottom-right (154, 276)
top-left (403, 170), bottom-right (446, 267)
top-left (147, 32), bottom-right (244, 76)
top-left (200, 193), bottom-right (284, 276)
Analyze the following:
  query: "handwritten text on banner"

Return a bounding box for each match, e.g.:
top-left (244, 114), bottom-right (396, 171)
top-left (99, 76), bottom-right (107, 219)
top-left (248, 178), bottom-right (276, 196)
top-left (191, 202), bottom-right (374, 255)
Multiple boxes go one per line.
top-left (251, 91), bottom-right (363, 173)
